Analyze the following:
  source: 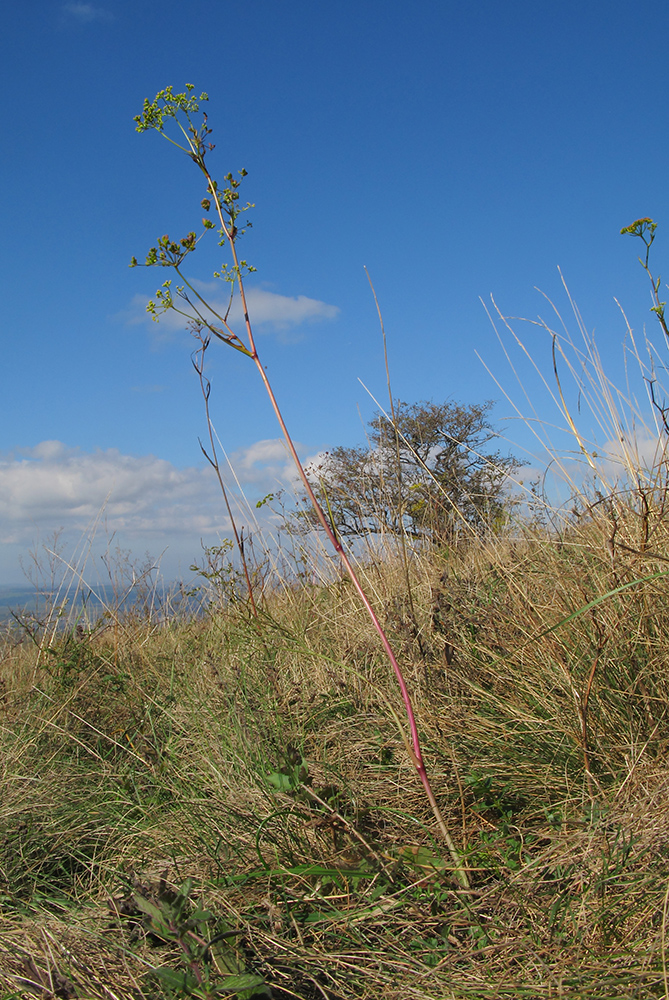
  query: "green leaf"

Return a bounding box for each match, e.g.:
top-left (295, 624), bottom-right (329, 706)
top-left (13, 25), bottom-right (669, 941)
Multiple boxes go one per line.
top-left (209, 937), bottom-right (245, 976)
top-left (151, 966), bottom-right (192, 989)
top-left (132, 893), bottom-right (174, 939)
top-left (219, 973), bottom-right (270, 997)
top-left (399, 844), bottom-right (448, 873)
top-left (266, 770), bottom-right (297, 792)
top-left (133, 893), bottom-right (166, 924)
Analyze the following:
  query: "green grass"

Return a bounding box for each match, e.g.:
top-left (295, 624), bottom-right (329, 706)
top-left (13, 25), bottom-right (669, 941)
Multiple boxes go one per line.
top-left (2, 501), bottom-right (669, 998)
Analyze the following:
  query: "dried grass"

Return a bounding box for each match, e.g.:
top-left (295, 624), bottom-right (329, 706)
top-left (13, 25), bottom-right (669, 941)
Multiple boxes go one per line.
top-left (2, 494), bottom-right (669, 998)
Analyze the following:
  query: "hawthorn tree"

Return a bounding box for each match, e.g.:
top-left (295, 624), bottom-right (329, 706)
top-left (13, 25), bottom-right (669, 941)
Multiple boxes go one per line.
top-left (299, 399), bottom-right (523, 543)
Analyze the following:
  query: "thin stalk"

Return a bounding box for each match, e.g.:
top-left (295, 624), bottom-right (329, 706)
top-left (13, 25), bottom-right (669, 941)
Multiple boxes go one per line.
top-left (196, 152), bottom-right (466, 883)
top-left (621, 217), bottom-right (669, 341)
top-left (191, 334), bottom-right (259, 619)
top-left (137, 96), bottom-right (467, 885)
top-left (364, 266), bottom-right (427, 662)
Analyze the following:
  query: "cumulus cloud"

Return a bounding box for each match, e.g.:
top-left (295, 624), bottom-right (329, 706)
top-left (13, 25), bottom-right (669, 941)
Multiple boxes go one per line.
top-left (592, 433), bottom-right (669, 482)
top-left (62, 2), bottom-right (114, 22)
top-left (229, 439), bottom-right (299, 486)
top-left (0, 442), bottom-right (221, 539)
top-left (121, 282), bottom-right (339, 342)
top-left (0, 439), bottom-right (309, 583)
top-left (503, 429), bottom-right (669, 524)
top-left (547, 431), bottom-right (669, 487)
top-left (234, 287), bottom-right (339, 329)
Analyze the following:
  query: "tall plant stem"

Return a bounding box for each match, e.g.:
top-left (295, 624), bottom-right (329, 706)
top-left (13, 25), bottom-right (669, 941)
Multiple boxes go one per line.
top-left (192, 334), bottom-right (259, 619)
top-left (195, 161), bottom-right (468, 886)
top-left (135, 92), bottom-right (467, 884)
top-left (364, 266), bottom-right (427, 663)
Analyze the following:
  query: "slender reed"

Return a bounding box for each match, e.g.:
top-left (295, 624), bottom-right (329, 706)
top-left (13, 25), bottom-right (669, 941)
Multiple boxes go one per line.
top-left (191, 332), bottom-right (259, 618)
top-left (132, 85), bottom-right (468, 886)
top-left (364, 267), bottom-right (427, 662)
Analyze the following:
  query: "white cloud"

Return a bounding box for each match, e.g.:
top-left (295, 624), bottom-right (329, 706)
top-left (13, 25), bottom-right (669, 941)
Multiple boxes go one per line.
top-left (593, 433), bottom-right (669, 483)
top-left (229, 439), bottom-right (296, 484)
top-left (121, 282), bottom-right (339, 342)
top-left (233, 287), bottom-right (339, 329)
top-left (542, 432), bottom-right (669, 490)
top-left (500, 430), bottom-right (669, 524)
top-left (0, 443), bottom-right (221, 537)
top-left (0, 439), bottom-right (310, 584)
top-left (62, 3), bottom-right (114, 22)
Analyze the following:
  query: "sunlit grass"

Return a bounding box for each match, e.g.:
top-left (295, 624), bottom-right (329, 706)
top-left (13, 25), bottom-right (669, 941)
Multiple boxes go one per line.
top-left (3, 476), bottom-right (669, 998)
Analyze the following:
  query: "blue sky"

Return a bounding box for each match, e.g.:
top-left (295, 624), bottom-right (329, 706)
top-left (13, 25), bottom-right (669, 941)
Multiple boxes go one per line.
top-left (2, 0), bottom-right (669, 586)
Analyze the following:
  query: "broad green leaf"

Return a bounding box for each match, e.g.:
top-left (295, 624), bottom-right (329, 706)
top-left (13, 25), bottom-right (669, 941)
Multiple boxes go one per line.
top-left (151, 966), bottom-right (192, 989)
top-left (266, 770), bottom-right (296, 792)
top-left (220, 972), bottom-right (269, 996)
top-left (399, 844), bottom-right (448, 872)
top-left (210, 939), bottom-right (245, 976)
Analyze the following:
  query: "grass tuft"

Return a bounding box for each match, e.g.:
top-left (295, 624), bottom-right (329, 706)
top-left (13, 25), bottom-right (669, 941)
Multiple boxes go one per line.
top-left (3, 492), bottom-right (669, 996)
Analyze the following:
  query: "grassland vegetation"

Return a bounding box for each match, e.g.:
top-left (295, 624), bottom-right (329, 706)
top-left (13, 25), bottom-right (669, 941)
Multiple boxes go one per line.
top-left (4, 509), bottom-right (669, 998)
